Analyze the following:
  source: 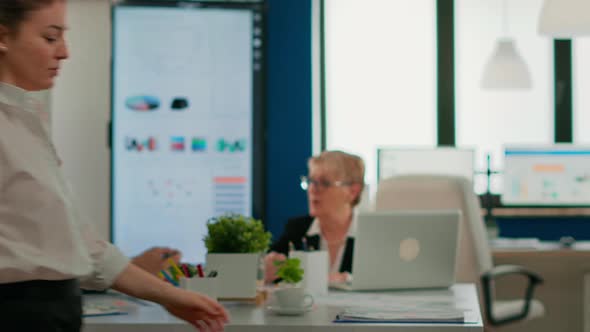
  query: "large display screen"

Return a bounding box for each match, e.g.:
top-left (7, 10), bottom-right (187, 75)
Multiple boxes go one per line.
top-left (502, 145), bottom-right (590, 206)
top-left (111, 1), bottom-right (264, 263)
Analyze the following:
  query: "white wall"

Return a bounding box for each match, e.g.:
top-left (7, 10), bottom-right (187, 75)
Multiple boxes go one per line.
top-left (52, 0), bottom-right (111, 239)
top-left (324, 0), bottom-right (437, 189)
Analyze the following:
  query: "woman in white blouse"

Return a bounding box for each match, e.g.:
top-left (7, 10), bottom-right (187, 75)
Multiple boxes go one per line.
top-left (0, 1), bottom-right (228, 331)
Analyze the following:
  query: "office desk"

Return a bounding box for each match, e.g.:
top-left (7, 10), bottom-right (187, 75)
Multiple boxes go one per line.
top-left (83, 284), bottom-right (483, 332)
top-left (492, 244), bottom-right (590, 332)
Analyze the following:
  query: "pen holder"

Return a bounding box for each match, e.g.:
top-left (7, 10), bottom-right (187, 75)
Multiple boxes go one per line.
top-left (290, 250), bottom-right (329, 295)
top-left (179, 277), bottom-right (218, 300)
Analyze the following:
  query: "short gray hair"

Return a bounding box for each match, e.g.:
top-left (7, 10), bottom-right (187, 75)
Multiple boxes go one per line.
top-left (308, 150), bottom-right (365, 206)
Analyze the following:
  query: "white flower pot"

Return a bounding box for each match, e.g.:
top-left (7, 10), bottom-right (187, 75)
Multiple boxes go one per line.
top-left (206, 253), bottom-right (260, 299)
top-left (290, 250), bottom-right (329, 295)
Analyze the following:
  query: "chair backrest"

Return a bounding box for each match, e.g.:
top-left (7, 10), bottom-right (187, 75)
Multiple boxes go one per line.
top-left (374, 174), bottom-right (493, 283)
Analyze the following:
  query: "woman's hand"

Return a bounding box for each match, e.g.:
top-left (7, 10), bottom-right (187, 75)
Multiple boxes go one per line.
top-left (131, 247), bottom-right (181, 275)
top-left (112, 264), bottom-right (229, 331)
top-left (162, 287), bottom-right (229, 331)
top-left (263, 251), bottom-right (286, 283)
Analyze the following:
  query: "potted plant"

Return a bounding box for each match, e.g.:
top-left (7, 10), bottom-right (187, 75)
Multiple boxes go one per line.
top-left (274, 258), bottom-right (304, 286)
top-left (204, 214), bottom-right (272, 299)
top-left (273, 258), bottom-right (314, 310)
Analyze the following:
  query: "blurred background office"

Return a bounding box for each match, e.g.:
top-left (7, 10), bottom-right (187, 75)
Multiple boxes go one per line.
top-left (40, 0), bottom-right (590, 331)
top-left (52, 0), bottom-right (588, 238)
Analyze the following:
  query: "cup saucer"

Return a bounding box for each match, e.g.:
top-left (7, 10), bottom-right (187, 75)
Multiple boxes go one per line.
top-left (266, 305), bottom-right (313, 316)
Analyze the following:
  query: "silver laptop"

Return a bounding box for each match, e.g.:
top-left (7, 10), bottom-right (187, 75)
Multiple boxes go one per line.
top-left (333, 210), bottom-right (461, 291)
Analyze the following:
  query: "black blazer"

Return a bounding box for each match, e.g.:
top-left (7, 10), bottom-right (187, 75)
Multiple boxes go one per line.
top-left (269, 215), bottom-right (355, 273)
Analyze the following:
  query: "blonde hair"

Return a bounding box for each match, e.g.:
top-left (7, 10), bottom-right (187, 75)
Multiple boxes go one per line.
top-left (308, 150), bottom-right (365, 206)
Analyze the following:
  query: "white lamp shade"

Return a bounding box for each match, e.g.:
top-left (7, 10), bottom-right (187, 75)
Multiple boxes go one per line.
top-left (481, 39), bottom-right (532, 90)
top-left (538, 0), bottom-right (590, 37)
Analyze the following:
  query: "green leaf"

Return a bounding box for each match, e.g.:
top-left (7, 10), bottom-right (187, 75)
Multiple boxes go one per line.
top-left (275, 258), bottom-right (304, 284)
top-left (203, 213), bottom-right (272, 253)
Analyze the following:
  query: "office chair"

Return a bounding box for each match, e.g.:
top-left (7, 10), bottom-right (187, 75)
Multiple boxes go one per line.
top-left (375, 174), bottom-right (544, 327)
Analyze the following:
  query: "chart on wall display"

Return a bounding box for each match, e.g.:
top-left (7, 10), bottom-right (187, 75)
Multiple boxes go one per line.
top-left (111, 2), bottom-right (264, 264)
top-left (502, 145), bottom-right (590, 206)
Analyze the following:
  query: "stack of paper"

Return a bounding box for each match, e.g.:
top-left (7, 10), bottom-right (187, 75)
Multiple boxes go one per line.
top-left (335, 307), bottom-right (465, 323)
top-left (83, 303), bottom-right (128, 317)
top-left (83, 291), bottom-right (144, 317)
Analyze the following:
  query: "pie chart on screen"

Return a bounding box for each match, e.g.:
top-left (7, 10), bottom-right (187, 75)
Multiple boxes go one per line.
top-left (125, 95), bottom-right (160, 111)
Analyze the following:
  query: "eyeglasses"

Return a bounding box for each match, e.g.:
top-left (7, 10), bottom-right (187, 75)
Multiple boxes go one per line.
top-left (300, 176), bottom-right (351, 191)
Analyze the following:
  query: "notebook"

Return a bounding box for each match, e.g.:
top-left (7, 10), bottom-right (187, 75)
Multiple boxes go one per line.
top-left (334, 307), bottom-right (465, 323)
top-left (82, 291), bottom-right (145, 317)
top-left (83, 303), bottom-right (128, 317)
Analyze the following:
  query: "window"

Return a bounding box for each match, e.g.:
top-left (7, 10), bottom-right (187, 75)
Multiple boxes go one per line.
top-left (574, 39), bottom-right (590, 143)
top-left (455, 0), bottom-right (553, 194)
top-left (324, 0), bottom-right (437, 192)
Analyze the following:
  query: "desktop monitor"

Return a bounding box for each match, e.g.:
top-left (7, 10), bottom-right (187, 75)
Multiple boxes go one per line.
top-left (377, 147), bottom-right (475, 181)
top-left (502, 145), bottom-right (590, 206)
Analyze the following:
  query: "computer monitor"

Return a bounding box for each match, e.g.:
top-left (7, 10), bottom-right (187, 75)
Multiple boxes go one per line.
top-left (502, 145), bottom-right (590, 206)
top-left (377, 147), bottom-right (475, 181)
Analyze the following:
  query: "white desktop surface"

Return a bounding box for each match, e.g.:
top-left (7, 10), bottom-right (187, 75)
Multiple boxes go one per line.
top-left (83, 284), bottom-right (483, 332)
top-left (491, 238), bottom-right (590, 251)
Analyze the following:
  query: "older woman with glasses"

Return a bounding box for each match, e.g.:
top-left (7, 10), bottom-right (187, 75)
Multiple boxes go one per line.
top-left (264, 150), bottom-right (365, 284)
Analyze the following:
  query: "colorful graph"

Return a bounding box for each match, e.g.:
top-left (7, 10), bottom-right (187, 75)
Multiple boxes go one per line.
top-left (213, 176), bottom-right (247, 215)
top-left (125, 95), bottom-right (160, 111)
top-left (216, 138), bottom-right (246, 153)
top-left (191, 137), bottom-right (207, 152)
top-left (125, 136), bottom-right (157, 151)
top-left (170, 136), bottom-right (185, 151)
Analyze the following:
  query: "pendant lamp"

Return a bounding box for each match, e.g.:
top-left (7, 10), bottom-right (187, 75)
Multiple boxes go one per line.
top-left (481, 0), bottom-right (532, 90)
top-left (538, 0), bottom-right (590, 37)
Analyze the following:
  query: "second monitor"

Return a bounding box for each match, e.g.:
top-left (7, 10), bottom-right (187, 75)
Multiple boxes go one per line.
top-left (502, 145), bottom-right (590, 206)
top-left (377, 147), bottom-right (475, 181)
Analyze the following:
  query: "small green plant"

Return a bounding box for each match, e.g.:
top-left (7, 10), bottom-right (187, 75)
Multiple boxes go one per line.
top-left (274, 258), bottom-right (304, 284)
top-left (204, 214), bottom-right (272, 253)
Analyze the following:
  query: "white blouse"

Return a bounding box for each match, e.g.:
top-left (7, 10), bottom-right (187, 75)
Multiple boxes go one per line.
top-left (0, 83), bottom-right (129, 289)
top-left (306, 211), bottom-right (358, 274)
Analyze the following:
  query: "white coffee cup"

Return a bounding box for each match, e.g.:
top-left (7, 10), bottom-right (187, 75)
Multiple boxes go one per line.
top-left (274, 287), bottom-right (314, 309)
